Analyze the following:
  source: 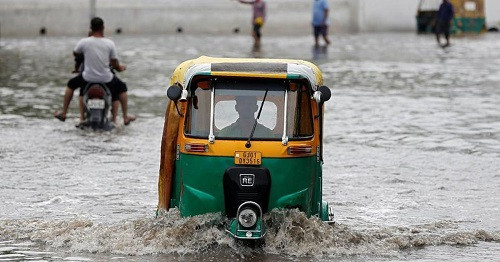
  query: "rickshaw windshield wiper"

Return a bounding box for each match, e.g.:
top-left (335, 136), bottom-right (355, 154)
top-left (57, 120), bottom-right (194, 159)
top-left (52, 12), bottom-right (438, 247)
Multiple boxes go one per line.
top-left (245, 89), bottom-right (268, 148)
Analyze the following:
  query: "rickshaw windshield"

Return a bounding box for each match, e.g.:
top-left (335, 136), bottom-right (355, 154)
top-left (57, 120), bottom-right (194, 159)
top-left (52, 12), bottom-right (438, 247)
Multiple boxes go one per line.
top-left (214, 79), bottom-right (283, 140)
top-left (184, 78), bottom-right (314, 141)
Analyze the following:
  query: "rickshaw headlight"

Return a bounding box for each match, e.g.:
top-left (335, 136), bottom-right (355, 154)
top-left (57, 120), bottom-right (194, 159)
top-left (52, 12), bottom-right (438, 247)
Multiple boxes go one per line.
top-left (238, 208), bottom-right (257, 228)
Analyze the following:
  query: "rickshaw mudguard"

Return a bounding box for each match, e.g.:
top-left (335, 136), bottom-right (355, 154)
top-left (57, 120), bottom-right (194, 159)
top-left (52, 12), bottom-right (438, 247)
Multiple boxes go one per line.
top-left (274, 188), bottom-right (309, 211)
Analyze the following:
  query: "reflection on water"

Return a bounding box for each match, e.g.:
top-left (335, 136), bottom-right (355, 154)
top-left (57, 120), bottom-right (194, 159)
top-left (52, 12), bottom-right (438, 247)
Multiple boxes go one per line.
top-left (1, 33), bottom-right (500, 261)
top-left (312, 45), bottom-right (329, 61)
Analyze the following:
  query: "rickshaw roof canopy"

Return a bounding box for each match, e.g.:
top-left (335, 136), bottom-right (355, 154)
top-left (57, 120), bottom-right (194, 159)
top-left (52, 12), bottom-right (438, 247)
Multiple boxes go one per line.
top-left (170, 56), bottom-right (324, 90)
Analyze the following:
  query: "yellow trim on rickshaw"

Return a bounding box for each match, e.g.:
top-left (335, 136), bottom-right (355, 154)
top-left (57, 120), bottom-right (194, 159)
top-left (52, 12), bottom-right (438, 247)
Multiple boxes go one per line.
top-left (178, 137), bottom-right (319, 158)
top-left (168, 56), bottom-right (324, 87)
top-left (210, 72), bottom-right (288, 79)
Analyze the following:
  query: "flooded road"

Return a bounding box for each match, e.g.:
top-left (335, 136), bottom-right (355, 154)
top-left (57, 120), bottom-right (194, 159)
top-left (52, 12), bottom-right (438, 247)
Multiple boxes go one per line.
top-left (1, 33), bottom-right (500, 261)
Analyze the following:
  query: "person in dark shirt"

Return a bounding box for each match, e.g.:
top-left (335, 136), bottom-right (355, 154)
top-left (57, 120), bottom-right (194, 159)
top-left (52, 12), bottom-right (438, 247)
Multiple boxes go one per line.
top-left (435, 0), bottom-right (455, 48)
top-left (218, 96), bottom-right (272, 138)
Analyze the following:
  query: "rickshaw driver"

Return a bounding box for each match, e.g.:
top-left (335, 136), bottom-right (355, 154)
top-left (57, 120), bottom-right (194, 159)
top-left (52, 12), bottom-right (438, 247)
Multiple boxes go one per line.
top-left (218, 96), bottom-right (273, 138)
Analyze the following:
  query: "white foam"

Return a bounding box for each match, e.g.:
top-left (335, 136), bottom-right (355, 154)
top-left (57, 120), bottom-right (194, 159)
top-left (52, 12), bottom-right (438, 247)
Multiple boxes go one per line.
top-left (0, 210), bottom-right (499, 258)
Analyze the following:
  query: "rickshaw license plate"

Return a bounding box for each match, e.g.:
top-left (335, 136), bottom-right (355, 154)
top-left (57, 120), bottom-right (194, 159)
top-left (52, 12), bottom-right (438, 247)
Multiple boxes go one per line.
top-left (88, 99), bottom-right (105, 109)
top-left (234, 151), bottom-right (262, 165)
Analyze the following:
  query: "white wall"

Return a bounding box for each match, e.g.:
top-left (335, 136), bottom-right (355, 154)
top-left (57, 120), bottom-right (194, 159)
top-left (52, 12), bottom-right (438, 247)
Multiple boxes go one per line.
top-left (358, 0), bottom-right (421, 32)
top-left (485, 0), bottom-right (500, 28)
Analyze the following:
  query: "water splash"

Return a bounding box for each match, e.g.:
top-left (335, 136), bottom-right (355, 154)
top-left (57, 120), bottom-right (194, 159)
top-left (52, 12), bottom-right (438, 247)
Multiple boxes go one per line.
top-left (1, 209), bottom-right (499, 258)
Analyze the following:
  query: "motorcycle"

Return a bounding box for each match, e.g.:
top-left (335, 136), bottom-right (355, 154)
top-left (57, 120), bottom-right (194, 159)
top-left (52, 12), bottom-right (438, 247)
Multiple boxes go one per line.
top-left (78, 82), bottom-right (114, 130)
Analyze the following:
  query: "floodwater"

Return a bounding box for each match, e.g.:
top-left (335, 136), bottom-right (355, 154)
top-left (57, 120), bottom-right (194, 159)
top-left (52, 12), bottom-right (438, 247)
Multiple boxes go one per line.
top-left (1, 32), bottom-right (500, 261)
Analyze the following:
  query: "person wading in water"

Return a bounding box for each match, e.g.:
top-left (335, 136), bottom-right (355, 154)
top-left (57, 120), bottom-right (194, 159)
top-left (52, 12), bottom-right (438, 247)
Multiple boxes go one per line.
top-left (238, 0), bottom-right (266, 50)
top-left (435, 0), bottom-right (455, 48)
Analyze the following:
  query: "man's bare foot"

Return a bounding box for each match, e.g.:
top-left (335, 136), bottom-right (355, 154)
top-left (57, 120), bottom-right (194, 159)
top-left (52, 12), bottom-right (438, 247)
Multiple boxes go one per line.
top-left (124, 115), bottom-right (137, 125)
top-left (75, 121), bottom-right (86, 129)
top-left (54, 111), bottom-right (66, 122)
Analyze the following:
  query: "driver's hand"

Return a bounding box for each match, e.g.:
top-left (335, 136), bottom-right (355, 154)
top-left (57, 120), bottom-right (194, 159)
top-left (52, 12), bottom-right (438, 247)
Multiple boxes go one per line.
top-left (72, 69), bottom-right (80, 74)
top-left (118, 65), bottom-right (127, 72)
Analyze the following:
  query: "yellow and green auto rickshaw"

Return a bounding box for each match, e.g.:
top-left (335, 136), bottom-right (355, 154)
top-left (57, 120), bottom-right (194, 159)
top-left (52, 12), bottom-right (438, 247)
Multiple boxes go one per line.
top-left (416, 0), bottom-right (486, 34)
top-left (158, 56), bottom-right (333, 240)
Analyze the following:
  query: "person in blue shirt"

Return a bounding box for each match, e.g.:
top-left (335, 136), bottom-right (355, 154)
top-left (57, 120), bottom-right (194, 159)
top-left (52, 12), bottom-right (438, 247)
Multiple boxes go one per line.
top-left (435, 0), bottom-right (455, 48)
top-left (312, 0), bottom-right (331, 46)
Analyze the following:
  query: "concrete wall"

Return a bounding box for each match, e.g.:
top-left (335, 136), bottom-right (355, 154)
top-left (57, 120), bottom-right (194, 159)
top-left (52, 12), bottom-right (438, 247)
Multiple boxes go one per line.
top-left (485, 0), bottom-right (500, 28)
top-left (0, 0), bottom-right (499, 37)
top-left (358, 0), bottom-right (421, 32)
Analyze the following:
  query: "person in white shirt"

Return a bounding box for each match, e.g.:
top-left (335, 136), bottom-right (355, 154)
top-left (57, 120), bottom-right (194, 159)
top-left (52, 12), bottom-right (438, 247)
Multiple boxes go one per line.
top-left (54, 17), bottom-right (135, 125)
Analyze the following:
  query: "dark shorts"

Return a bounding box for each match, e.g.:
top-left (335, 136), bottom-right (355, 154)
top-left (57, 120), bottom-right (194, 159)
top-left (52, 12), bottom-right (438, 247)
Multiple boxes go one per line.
top-left (67, 74), bottom-right (127, 101)
top-left (436, 20), bottom-right (451, 35)
top-left (313, 25), bottom-right (328, 37)
top-left (253, 24), bottom-right (262, 38)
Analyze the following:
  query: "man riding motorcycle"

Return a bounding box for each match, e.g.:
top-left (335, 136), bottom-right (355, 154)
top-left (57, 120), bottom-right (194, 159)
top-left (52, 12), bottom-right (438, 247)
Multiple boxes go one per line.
top-left (54, 17), bottom-right (135, 126)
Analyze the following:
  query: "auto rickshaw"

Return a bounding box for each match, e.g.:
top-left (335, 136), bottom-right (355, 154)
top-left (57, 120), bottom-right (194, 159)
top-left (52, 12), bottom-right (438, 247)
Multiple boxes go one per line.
top-left (158, 56), bottom-right (333, 240)
top-left (416, 0), bottom-right (486, 34)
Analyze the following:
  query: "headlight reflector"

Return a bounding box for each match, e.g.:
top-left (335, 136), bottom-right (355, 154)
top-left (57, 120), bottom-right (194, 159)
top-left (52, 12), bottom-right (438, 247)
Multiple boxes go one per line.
top-left (238, 208), bottom-right (257, 228)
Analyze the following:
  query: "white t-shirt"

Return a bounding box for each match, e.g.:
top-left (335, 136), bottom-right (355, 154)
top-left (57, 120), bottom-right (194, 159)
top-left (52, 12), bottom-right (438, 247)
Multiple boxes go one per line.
top-left (74, 36), bottom-right (118, 83)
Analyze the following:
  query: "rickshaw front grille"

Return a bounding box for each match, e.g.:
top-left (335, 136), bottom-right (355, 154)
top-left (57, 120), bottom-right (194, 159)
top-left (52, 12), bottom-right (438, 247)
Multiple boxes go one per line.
top-left (223, 167), bottom-right (271, 218)
top-left (237, 192), bottom-right (259, 201)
